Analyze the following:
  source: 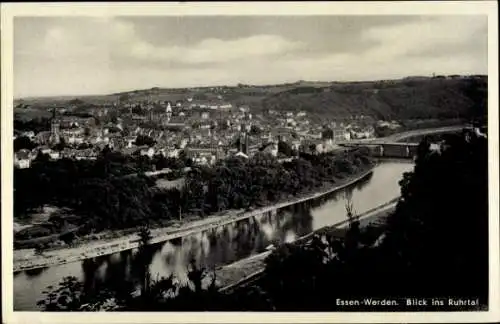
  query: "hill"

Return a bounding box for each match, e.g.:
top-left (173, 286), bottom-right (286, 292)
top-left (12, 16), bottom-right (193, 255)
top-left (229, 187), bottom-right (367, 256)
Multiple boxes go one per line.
top-left (14, 76), bottom-right (487, 122)
top-left (261, 76), bottom-right (487, 121)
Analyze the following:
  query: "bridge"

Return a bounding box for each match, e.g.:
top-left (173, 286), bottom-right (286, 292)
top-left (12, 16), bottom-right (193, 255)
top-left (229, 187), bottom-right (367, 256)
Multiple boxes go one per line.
top-left (342, 142), bottom-right (419, 159)
top-left (339, 125), bottom-right (466, 159)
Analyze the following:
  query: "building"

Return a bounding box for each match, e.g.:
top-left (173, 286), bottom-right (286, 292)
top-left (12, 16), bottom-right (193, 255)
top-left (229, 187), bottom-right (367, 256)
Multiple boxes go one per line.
top-left (139, 146), bottom-right (156, 158)
top-left (332, 128), bottom-right (348, 142)
top-left (234, 151), bottom-right (249, 159)
top-left (238, 112), bottom-right (252, 155)
top-left (14, 150), bottom-right (32, 169)
top-left (262, 142), bottom-right (278, 157)
top-left (49, 107), bottom-right (61, 145)
top-left (184, 145), bottom-right (225, 162)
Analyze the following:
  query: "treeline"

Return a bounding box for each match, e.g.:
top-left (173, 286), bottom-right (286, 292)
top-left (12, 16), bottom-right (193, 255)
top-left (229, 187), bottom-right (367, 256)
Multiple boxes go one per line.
top-left (15, 148), bottom-right (374, 248)
top-left (183, 147), bottom-right (373, 215)
top-left (14, 117), bottom-right (51, 134)
top-left (14, 151), bottom-right (191, 247)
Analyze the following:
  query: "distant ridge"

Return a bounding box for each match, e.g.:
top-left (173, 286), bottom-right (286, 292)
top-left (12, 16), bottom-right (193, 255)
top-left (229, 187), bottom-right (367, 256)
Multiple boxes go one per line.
top-left (15, 75), bottom-right (487, 122)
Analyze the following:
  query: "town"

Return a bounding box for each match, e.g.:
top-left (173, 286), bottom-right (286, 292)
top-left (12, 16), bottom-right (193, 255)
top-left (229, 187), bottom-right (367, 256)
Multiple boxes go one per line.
top-left (14, 91), bottom-right (388, 170)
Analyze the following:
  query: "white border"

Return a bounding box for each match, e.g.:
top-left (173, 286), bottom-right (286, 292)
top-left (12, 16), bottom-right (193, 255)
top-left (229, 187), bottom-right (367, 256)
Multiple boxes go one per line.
top-left (1, 2), bottom-right (499, 323)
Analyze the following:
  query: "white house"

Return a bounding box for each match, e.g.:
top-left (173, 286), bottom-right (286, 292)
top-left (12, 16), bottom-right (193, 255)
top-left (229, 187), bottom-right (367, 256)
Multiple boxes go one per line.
top-left (235, 151), bottom-right (249, 159)
top-left (179, 139), bottom-right (188, 149)
top-left (39, 147), bottom-right (52, 155)
top-left (140, 147), bottom-right (155, 158)
top-left (167, 148), bottom-right (180, 158)
top-left (14, 150), bottom-right (32, 169)
top-left (21, 131), bottom-right (36, 139)
top-left (125, 136), bottom-right (137, 148)
top-left (49, 151), bottom-right (60, 160)
top-left (262, 143), bottom-right (278, 157)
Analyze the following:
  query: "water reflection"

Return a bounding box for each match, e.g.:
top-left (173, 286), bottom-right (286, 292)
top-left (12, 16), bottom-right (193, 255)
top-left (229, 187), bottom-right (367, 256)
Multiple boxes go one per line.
top-left (14, 162), bottom-right (413, 310)
top-left (23, 267), bottom-right (47, 278)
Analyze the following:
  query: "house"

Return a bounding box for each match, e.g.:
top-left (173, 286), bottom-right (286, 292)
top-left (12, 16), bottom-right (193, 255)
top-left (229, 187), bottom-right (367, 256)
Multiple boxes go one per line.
top-left (260, 132), bottom-right (272, 143)
top-left (178, 138), bottom-right (188, 149)
top-left (193, 156), bottom-right (209, 165)
top-left (235, 151), bottom-right (249, 159)
top-left (39, 146), bottom-right (52, 155)
top-left (247, 144), bottom-right (261, 157)
top-left (300, 139), bottom-right (324, 155)
top-left (262, 142), bottom-right (278, 157)
top-left (35, 131), bottom-right (51, 145)
top-left (21, 131), bottom-right (36, 139)
top-left (139, 147), bottom-right (156, 158)
top-left (307, 131), bottom-right (322, 140)
top-left (430, 143), bottom-right (441, 153)
top-left (66, 135), bottom-right (85, 145)
top-left (14, 149), bottom-right (32, 169)
top-left (199, 122), bottom-right (212, 130)
top-left (90, 135), bottom-right (104, 145)
top-left (125, 136), bottom-right (137, 148)
top-left (121, 147), bottom-right (136, 156)
top-left (49, 151), bottom-right (61, 160)
top-left (218, 103), bottom-right (233, 111)
top-left (291, 140), bottom-right (301, 151)
top-left (184, 145), bottom-right (224, 161)
top-left (75, 149), bottom-right (98, 160)
top-left (167, 148), bottom-right (180, 158)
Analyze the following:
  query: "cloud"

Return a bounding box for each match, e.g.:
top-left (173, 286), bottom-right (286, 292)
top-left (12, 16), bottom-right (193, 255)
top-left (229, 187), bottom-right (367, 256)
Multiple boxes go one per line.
top-left (359, 16), bottom-right (487, 61)
top-left (13, 16), bottom-right (487, 97)
top-left (129, 34), bottom-right (303, 64)
top-left (30, 18), bottom-right (303, 65)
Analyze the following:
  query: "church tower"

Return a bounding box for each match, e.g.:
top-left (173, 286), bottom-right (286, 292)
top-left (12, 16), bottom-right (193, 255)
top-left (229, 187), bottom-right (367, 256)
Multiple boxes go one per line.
top-left (239, 111), bottom-right (252, 155)
top-left (166, 102), bottom-right (172, 123)
top-left (49, 107), bottom-right (60, 145)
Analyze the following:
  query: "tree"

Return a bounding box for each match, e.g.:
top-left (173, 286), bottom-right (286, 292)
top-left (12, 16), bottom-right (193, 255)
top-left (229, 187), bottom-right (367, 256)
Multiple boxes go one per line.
top-left (137, 226), bottom-right (153, 300)
top-left (134, 135), bottom-right (156, 147)
top-left (53, 137), bottom-right (67, 151)
top-left (250, 125), bottom-right (261, 135)
top-left (37, 276), bottom-right (116, 311)
top-left (321, 128), bottom-right (334, 139)
top-left (34, 151), bottom-right (50, 163)
top-left (119, 93), bottom-right (131, 103)
top-left (277, 141), bottom-right (293, 157)
top-left (14, 136), bottom-right (37, 152)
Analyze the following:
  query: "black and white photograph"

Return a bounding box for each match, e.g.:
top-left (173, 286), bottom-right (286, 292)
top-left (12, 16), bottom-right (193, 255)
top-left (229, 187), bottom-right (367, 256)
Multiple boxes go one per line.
top-left (1, 2), bottom-right (498, 323)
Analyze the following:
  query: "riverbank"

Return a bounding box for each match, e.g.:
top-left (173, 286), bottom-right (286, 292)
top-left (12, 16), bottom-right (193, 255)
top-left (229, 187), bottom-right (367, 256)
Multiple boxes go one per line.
top-left (14, 166), bottom-right (375, 272)
top-left (209, 198), bottom-right (399, 292)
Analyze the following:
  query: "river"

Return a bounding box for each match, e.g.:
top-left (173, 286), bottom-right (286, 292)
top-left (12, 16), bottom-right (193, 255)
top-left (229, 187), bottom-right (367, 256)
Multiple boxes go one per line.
top-left (13, 161), bottom-right (413, 310)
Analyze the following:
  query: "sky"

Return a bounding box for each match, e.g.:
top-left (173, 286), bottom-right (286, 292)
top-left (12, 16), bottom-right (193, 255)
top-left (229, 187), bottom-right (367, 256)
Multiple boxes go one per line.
top-left (14, 15), bottom-right (488, 98)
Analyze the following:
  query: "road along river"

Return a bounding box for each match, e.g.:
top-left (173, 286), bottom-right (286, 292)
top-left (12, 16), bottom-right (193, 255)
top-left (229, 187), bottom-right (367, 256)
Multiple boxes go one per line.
top-left (14, 161), bottom-right (413, 310)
